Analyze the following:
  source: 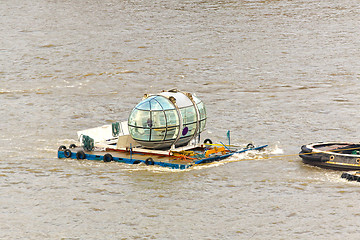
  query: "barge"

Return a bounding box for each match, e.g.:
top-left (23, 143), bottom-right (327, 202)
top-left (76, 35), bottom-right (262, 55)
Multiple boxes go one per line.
top-left (299, 142), bottom-right (360, 170)
top-left (58, 89), bottom-right (267, 169)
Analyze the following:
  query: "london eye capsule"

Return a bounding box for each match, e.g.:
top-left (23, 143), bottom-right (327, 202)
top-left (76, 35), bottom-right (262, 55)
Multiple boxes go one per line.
top-left (128, 89), bottom-right (206, 149)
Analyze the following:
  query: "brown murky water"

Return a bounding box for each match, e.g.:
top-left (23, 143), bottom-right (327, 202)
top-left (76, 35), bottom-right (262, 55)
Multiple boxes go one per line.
top-left (2, 0), bottom-right (360, 239)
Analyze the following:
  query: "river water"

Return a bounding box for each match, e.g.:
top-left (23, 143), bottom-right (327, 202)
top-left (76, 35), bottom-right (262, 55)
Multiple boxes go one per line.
top-left (2, 0), bottom-right (360, 239)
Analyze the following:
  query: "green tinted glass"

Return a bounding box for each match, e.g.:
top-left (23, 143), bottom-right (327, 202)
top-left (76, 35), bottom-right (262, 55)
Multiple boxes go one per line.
top-left (197, 102), bottom-right (206, 120)
top-left (180, 106), bottom-right (196, 124)
top-left (155, 96), bottom-right (175, 110)
top-left (129, 126), bottom-right (151, 141)
top-left (150, 98), bottom-right (163, 110)
top-left (165, 127), bottom-right (179, 140)
top-left (165, 110), bottom-right (179, 126)
top-left (152, 111), bottom-right (167, 128)
top-left (128, 109), bottom-right (151, 128)
top-left (151, 128), bottom-right (166, 141)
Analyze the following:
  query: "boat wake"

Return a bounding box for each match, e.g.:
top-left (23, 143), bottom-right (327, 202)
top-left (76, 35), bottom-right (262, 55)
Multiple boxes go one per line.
top-left (125, 145), bottom-right (282, 173)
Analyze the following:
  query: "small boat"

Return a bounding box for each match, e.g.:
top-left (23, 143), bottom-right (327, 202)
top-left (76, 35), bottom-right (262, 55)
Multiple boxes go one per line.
top-left (299, 142), bottom-right (360, 170)
top-left (58, 89), bottom-right (267, 169)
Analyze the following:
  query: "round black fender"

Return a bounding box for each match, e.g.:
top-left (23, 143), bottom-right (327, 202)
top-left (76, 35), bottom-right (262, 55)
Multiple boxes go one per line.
top-left (203, 139), bottom-right (212, 144)
top-left (69, 144), bottom-right (77, 149)
top-left (103, 153), bottom-right (113, 162)
top-left (341, 173), bottom-right (348, 179)
top-left (58, 145), bottom-right (66, 151)
top-left (246, 143), bottom-right (255, 149)
top-left (145, 158), bottom-right (155, 165)
top-left (76, 151), bottom-right (86, 160)
top-left (64, 149), bottom-right (72, 158)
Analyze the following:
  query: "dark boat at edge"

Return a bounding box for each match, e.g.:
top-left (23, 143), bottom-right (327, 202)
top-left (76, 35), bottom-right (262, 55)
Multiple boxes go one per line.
top-left (299, 142), bottom-right (360, 171)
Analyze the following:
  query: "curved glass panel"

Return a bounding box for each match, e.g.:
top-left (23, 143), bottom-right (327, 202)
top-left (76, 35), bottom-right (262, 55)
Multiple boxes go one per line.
top-left (128, 109), bottom-right (151, 128)
top-left (165, 127), bottom-right (179, 140)
top-left (151, 128), bottom-right (166, 141)
top-left (128, 109), bottom-right (137, 126)
top-left (135, 98), bottom-right (153, 110)
top-left (152, 111), bottom-right (167, 128)
top-left (129, 126), bottom-right (151, 141)
top-left (150, 98), bottom-right (163, 110)
top-left (180, 106), bottom-right (197, 124)
top-left (199, 120), bottom-right (206, 132)
top-left (155, 96), bottom-right (175, 110)
top-left (197, 102), bottom-right (206, 120)
top-left (165, 110), bottom-right (179, 127)
top-left (182, 123), bottom-right (196, 137)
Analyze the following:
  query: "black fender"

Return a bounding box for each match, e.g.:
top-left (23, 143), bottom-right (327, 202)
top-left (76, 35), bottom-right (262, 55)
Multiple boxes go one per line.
top-left (64, 149), bottom-right (72, 158)
top-left (246, 143), bottom-right (255, 149)
top-left (58, 145), bottom-right (66, 151)
top-left (103, 153), bottom-right (113, 162)
top-left (145, 158), bottom-right (155, 165)
top-left (76, 151), bottom-right (86, 160)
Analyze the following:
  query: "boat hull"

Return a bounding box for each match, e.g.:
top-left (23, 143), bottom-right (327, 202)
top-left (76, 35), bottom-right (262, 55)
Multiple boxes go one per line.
top-left (58, 144), bottom-right (268, 170)
top-left (299, 142), bottom-right (360, 170)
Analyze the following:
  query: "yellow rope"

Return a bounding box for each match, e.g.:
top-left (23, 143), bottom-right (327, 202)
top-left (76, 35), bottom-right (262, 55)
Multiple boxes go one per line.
top-left (226, 146), bottom-right (360, 163)
top-left (204, 143), bottom-right (239, 147)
